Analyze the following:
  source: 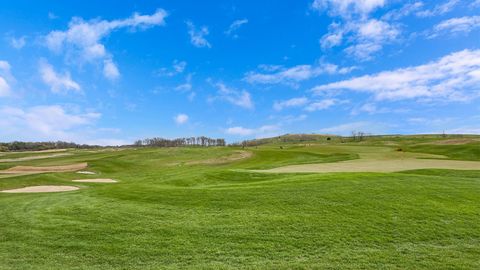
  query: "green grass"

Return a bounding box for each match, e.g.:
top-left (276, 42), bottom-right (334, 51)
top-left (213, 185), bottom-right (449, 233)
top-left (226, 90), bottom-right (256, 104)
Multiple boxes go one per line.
top-left (1, 138), bottom-right (480, 269)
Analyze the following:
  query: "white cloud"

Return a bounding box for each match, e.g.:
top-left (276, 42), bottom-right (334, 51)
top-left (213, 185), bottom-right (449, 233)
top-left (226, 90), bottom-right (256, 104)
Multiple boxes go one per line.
top-left (0, 60), bottom-right (12, 97)
top-left (312, 0), bottom-right (386, 18)
top-left (0, 77), bottom-right (10, 97)
top-left (322, 19), bottom-right (400, 61)
top-left (347, 19), bottom-right (400, 60)
top-left (429, 16), bottom-right (480, 38)
top-left (212, 82), bottom-right (254, 109)
top-left (416, 0), bottom-right (459, 17)
top-left (314, 0), bottom-right (400, 61)
top-left (44, 9), bottom-right (167, 79)
top-left (311, 49), bottom-right (480, 102)
top-left (225, 19), bottom-right (248, 38)
top-left (9, 36), bottom-right (26, 49)
top-left (103, 59), bottom-right (120, 80)
top-left (0, 105), bottom-right (100, 141)
top-left (244, 62), bottom-right (355, 85)
top-left (186, 21), bottom-right (211, 48)
top-left (473, 0), bottom-right (480, 7)
top-left (320, 22), bottom-right (344, 48)
top-left (273, 97), bottom-right (309, 111)
top-left (305, 99), bottom-right (344, 112)
top-left (39, 60), bottom-right (81, 93)
top-left (174, 113), bottom-right (189, 125)
top-left (225, 124), bottom-right (280, 138)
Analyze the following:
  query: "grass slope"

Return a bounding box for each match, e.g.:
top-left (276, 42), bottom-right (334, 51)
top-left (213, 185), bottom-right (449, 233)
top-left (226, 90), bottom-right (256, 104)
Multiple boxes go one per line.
top-left (0, 136), bottom-right (479, 269)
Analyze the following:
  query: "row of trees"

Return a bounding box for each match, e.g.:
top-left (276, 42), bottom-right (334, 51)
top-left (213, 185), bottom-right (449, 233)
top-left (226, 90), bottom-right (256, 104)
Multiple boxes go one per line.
top-left (0, 141), bottom-right (100, 152)
top-left (350, 131), bottom-right (371, 142)
top-left (134, 136), bottom-right (226, 147)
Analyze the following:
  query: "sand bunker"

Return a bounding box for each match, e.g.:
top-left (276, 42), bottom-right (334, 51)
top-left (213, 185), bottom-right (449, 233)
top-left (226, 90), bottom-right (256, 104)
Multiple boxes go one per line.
top-left (1, 185), bottom-right (79, 193)
top-left (0, 153), bottom-right (72, 163)
top-left (254, 158), bottom-right (480, 174)
top-left (187, 150), bottom-right (253, 165)
top-left (0, 163), bottom-right (88, 174)
top-left (72, 178), bottom-right (117, 183)
top-left (76, 171), bottom-right (96, 175)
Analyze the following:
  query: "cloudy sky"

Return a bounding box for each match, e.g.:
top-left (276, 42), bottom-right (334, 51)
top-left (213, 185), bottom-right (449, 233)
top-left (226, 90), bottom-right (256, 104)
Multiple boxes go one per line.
top-left (1, 0), bottom-right (479, 145)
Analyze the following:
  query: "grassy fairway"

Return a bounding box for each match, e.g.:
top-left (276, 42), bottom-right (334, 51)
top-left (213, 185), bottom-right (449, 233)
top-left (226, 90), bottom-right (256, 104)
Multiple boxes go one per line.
top-left (1, 136), bottom-right (480, 269)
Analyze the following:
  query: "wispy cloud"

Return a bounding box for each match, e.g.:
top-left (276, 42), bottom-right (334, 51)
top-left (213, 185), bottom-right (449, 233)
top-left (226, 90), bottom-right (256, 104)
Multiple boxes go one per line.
top-left (311, 49), bottom-right (480, 102)
top-left (186, 21), bottom-right (211, 48)
top-left (103, 59), bottom-right (120, 80)
top-left (273, 97), bottom-right (309, 111)
top-left (429, 16), bottom-right (480, 38)
top-left (0, 61), bottom-right (13, 97)
top-left (382, 2), bottom-right (424, 21)
top-left (0, 105), bottom-right (100, 141)
top-left (9, 36), bottom-right (26, 49)
top-left (225, 19), bottom-right (248, 38)
top-left (416, 0), bottom-right (459, 17)
top-left (39, 60), bottom-right (81, 93)
top-left (210, 82), bottom-right (254, 109)
top-left (305, 99), bottom-right (346, 112)
top-left (156, 60), bottom-right (187, 77)
top-left (244, 62), bottom-right (355, 86)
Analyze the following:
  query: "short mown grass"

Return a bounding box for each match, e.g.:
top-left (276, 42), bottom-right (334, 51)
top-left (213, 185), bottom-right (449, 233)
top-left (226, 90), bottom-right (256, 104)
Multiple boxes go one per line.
top-left (0, 139), bottom-right (479, 269)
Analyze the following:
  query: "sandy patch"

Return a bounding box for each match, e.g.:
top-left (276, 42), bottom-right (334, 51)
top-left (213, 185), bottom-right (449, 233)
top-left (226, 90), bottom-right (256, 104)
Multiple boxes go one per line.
top-left (254, 158), bottom-right (480, 174)
top-left (425, 138), bottom-right (480, 145)
top-left (1, 185), bottom-right (79, 193)
top-left (0, 153), bottom-right (72, 163)
top-left (77, 171), bottom-right (96, 175)
top-left (0, 162), bottom-right (88, 174)
top-left (72, 178), bottom-right (117, 183)
top-left (187, 150), bottom-right (253, 165)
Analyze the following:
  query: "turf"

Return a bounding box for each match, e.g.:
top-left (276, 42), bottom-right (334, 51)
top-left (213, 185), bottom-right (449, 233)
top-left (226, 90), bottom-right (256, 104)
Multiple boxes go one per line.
top-left (0, 136), bottom-right (480, 269)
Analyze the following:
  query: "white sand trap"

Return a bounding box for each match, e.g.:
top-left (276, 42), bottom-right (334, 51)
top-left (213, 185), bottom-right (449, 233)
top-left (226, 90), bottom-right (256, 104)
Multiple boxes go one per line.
top-left (0, 163), bottom-right (88, 174)
top-left (76, 171), bottom-right (96, 175)
top-left (0, 153), bottom-right (72, 163)
top-left (254, 158), bottom-right (480, 174)
top-left (1, 185), bottom-right (79, 193)
top-left (72, 178), bottom-right (117, 183)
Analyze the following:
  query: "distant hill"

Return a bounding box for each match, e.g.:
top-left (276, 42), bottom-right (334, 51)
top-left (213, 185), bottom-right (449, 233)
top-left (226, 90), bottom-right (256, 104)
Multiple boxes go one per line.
top-left (234, 133), bottom-right (480, 147)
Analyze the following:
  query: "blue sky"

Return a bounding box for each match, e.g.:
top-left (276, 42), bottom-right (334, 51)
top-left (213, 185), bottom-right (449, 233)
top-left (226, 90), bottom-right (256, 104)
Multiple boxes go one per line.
top-left (0, 0), bottom-right (479, 145)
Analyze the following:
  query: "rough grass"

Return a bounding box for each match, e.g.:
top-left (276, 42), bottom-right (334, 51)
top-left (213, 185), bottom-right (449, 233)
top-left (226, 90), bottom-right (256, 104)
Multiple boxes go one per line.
top-left (0, 138), bottom-right (479, 269)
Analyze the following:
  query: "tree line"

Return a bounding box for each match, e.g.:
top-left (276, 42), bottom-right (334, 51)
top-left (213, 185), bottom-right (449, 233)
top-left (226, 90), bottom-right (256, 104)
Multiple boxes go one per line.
top-left (134, 136), bottom-right (226, 147)
top-left (0, 141), bottom-right (100, 152)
